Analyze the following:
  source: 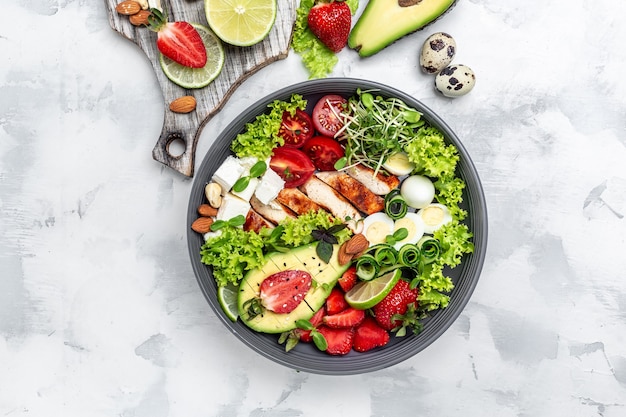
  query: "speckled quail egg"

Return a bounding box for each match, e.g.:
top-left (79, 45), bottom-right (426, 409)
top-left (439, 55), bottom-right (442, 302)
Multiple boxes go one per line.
top-left (435, 64), bottom-right (476, 98)
top-left (420, 32), bottom-right (456, 74)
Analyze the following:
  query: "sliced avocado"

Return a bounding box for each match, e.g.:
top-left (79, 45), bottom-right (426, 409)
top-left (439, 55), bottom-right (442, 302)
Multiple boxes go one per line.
top-left (237, 243), bottom-right (349, 334)
top-left (348, 0), bottom-right (458, 57)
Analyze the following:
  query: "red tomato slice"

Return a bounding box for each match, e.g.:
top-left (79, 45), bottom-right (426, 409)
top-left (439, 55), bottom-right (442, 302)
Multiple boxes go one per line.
top-left (278, 109), bottom-right (314, 148)
top-left (270, 147), bottom-right (315, 188)
top-left (302, 136), bottom-right (345, 171)
top-left (312, 94), bottom-right (348, 137)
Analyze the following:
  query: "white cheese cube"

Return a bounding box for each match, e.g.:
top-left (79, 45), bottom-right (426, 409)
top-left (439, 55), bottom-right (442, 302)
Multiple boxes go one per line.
top-left (217, 193), bottom-right (251, 222)
top-left (212, 156), bottom-right (245, 193)
top-left (254, 169), bottom-right (285, 205)
top-left (232, 177), bottom-right (259, 202)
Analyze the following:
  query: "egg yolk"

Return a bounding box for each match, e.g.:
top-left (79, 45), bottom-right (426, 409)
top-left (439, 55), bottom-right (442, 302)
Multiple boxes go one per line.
top-left (421, 206), bottom-right (445, 227)
top-left (365, 221), bottom-right (392, 244)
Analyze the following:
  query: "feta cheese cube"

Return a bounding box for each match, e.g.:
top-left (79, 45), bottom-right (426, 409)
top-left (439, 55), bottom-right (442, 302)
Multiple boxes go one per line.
top-left (217, 193), bottom-right (251, 222)
top-left (255, 169), bottom-right (285, 205)
top-left (212, 156), bottom-right (245, 192)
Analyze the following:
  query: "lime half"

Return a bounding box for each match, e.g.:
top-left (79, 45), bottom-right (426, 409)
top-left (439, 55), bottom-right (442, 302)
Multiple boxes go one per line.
top-left (218, 282), bottom-right (240, 322)
top-left (159, 24), bottom-right (225, 89)
top-left (204, 0), bottom-right (277, 47)
top-left (345, 269), bottom-right (402, 310)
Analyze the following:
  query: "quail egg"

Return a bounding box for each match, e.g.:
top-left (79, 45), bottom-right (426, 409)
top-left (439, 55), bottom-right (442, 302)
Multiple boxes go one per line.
top-left (420, 32), bottom-right (456, 74)
top-left (400, 175), bottom-right (435, 209)
top-left (361, 212), bottom-right (395, 245)
top-left (435, 64), bottom-right (476, 98)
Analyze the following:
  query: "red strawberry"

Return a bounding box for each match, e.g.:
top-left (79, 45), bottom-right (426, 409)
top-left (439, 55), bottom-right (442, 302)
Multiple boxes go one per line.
top-left (372, 279), bottom-right (422, 335)
top-left (297, 307), bottom-right (326, 343)
top-left (323, 307), bottom-right (365, 328)
top-left (258, 270), bottom-right (312, 314)
top-left (147, 8), bottom-right (207, 68)
top-left (338, 266), bottom-right (358, 292)
top-left (353, 316), bottom-right (390, 352)
top-left (326, 287), bottom-right (349, 315)
top-left (307, 0), bottom-right (351, 53)
top-left (317, 325), bottom-right (354, 355)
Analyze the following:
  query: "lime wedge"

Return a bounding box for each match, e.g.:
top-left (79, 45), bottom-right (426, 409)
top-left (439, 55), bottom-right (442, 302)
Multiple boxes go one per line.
top-left (204, 0), bottom-right (277, 47)
top-left (345, 269), bottom-right (402, 310)
top-left (159, 24), bottom-right (225, 89)
top-left (218, 281), bottom-right (240, 322)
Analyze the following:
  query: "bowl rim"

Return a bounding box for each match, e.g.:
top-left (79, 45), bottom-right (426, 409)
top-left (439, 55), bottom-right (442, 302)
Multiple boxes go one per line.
top-left (187, 77), bottom-right (488, 375)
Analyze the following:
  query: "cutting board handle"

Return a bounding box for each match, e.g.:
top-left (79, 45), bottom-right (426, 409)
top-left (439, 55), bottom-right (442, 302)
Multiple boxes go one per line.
top-left (104, 0), bottom-right (296, 177)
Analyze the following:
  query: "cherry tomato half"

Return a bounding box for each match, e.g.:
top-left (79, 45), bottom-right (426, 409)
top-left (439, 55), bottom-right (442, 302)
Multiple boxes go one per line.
top-left (302, 136), bottom-right (345, 171)
top-left (278, 109), bottom-right (314, 148)
top-left (269, 147), bottom-right (315, 188)
top-left (312, 94), bottom-right (348, 138)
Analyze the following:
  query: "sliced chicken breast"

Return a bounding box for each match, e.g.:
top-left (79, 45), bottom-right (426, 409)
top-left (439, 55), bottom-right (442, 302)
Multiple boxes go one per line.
top-left (276, 188), bottom-right (325, 216)
top-left (244, 209), bottom-right (275, 233)
top-left (299, 177), bottom-right (363, 233)
top-left (250, 195), bottom-right (296, 225)
top-left (345, 164), bottom-right (400, 195)
top-left (315, 171), bottom-right (385, 215)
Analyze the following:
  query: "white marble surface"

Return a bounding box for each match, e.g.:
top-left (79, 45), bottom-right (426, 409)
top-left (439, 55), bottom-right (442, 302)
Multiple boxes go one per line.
top-left (2, 0), bottom-right (626, 415)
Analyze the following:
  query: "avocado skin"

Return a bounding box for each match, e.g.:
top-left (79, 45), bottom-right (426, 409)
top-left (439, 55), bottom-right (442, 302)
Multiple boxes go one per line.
top-left (237, 243), bottom-right (349, 334)
top-left (348, 0), bottom-right (459, 57)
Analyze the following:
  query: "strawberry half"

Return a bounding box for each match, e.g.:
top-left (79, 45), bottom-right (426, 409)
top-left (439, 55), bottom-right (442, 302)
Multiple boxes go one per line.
top-left (147, 8), bottom-right (207, 68)
top-left (337, 266), bottom-right (357, 292)
top-left (353, 316), bottom-right (390, 352)
top-left (317, 325), bottom-right (354, 355)
top-left (297, 307), bottom-right (326, 343)
top-left (307, 0), bottom-right (351, 53)
top-left (259, 270), bottom-right (312, 314)
top-left (323, 307), bottom-right (365, 329)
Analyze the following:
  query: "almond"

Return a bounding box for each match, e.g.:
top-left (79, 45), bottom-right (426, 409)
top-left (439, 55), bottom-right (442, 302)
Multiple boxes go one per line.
top-left (197, 204), bottom-right (218, 217)
top-left (169, 96), bottom-right (197, 114)
top-left (129, 10), bottom-right (151, 26)
top-left (116, 0), bottom-right (141, 15)
top-left (337, 243), bottom-right (353, 266)
top-left (344, 233), bottom-right (369, 255)
top-left (191, 217), bottom-right (214, 234)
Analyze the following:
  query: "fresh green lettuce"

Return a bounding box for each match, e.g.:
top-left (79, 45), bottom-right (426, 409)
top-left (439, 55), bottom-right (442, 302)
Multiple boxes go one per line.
top-left (230, 94), bottom-right (307, 160)
top-left (404, 127), bottom-right (460, 179)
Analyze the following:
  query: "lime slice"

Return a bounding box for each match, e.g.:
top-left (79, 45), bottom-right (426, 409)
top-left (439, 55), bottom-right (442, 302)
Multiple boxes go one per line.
top-left (204, 0), bottom-right (277, 47)
top-left (345, 269), bottom-right (402, 310)
top-left (159, 24), bottom-right (225, 89)
top-left (218, 282), bottom-right (240, 322)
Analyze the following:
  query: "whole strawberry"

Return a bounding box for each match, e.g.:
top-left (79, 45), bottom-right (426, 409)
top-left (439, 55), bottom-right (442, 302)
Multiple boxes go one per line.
top-left (307, 0), bottom-right (351, 53)
top-left (372, 279), bottom-right (422, 336)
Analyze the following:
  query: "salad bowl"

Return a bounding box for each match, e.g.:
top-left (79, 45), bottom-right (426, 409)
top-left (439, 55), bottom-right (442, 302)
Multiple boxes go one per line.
top-left (187, 78), bottom-right (487, 375)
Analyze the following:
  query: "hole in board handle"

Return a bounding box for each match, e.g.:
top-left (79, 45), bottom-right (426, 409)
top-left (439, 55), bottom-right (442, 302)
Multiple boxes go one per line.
top-left (165, 132), bottom-right (186, 160)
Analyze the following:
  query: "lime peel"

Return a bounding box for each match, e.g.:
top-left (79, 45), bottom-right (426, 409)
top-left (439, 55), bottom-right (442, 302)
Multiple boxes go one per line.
top-left (345, 269), bottom-right (402, 310)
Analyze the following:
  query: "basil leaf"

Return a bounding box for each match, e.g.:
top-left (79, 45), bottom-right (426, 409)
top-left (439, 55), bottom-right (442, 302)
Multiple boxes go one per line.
top-left (327, 224), bottom-right (347, 235)
top-left (249, 160), bottom-right (267, 178)
top-left (316, 240), bottom-right (333, 264)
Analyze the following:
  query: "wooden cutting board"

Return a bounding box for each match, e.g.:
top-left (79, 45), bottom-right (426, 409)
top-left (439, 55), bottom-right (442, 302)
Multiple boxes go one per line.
top-left (104, 0), bottom-right (297, 177)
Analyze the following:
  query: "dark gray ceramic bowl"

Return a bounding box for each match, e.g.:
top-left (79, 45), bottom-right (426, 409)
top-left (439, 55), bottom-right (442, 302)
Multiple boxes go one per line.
top-left (187, 78), bottom-right (487, 375)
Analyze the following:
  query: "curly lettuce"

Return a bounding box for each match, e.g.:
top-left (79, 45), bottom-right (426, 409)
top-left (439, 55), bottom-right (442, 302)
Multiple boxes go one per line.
top-left (230, 94), bottom-right (307, 160)
top-left (404, 126), bottom-right (460, 179)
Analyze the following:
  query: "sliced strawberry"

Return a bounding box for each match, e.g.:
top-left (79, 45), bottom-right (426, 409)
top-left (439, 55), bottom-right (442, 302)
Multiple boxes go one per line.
top-left (259, 270), bottom-right (312, 314)
top-left (337, 266), bottom-right (357, 292)
top-left (147, 8), bottom-right (207, 68)
top-left (323, 307), bottom-right (365, 328)
top-left (297, 307), bottom-right (326, 343)
top-left (353, 316), bottom-right (390, 352)
top-left (317, 325), bottom-right (354, 355)
top-left (307, 0), bottom-right (351, 53)
top-left (325, 287), bottom-right (349, 315)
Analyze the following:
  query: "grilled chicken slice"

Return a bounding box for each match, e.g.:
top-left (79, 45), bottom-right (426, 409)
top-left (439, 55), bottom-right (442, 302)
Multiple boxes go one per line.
top-left (315, 171), bottom-right (385, 215)
top-left (299, 177), bottom-right (363, 233)
top-left (250, 195), bottom-right (296, 225)
top-left (276, 188), bottom-right (324, 216)
top-left (345, 164), bottom-right (400, 195)
top-left (244, 209), bottom-right (274, 233)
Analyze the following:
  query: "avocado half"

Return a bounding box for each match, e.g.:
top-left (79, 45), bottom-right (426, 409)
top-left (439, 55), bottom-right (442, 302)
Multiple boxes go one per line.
top-left (348, 0), bottom-right (459, 57)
